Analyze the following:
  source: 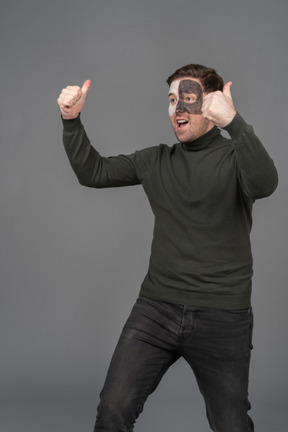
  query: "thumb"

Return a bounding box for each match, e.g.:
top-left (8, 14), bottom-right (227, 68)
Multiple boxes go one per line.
top-left (223, 81), bottom-right (232, 98)
top-left (81, 79), bottom-right (91, 96)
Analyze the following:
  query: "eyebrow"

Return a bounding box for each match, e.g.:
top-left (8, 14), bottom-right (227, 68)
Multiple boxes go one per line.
top-left (169, 91), bottom-right (197, 97)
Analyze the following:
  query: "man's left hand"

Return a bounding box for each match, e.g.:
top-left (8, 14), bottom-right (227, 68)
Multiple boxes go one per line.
top-left (201, 82), bottom-right (237, 128)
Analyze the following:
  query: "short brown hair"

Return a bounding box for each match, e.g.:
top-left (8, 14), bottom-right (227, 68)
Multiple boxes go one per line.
top-left (167, 64), bottom-right (224, 93)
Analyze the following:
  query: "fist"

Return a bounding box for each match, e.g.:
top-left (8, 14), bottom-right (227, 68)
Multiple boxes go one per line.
top-left (57, 79), bottom-right (91, 119)
top-left (201, 82), bottom-right (236, 128)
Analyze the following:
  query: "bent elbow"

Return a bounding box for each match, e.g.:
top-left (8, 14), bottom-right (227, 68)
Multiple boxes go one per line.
top-left (262, 169), bottom-right (279, 198)
top-left (247, 172), bottom-right (279, 200)
top-left (77, 176), bottom-right (101, 188)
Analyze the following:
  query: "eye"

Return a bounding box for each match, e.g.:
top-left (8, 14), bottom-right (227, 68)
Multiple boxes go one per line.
top-left (185, 95), bottom-right (197, 103)
top-left (169, 97), bottom-right (177, 105)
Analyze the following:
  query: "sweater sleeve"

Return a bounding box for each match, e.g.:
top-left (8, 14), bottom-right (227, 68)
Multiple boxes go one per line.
top-left (224, 113), bottom-right (278, 200)
top-left (62, 116), bottom-right (157, 188)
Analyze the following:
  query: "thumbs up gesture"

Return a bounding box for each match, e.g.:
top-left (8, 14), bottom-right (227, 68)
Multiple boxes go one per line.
top-left (201, 82), bottom-right (237, 128)
top-left (57, 79), bottom-right (91, 119)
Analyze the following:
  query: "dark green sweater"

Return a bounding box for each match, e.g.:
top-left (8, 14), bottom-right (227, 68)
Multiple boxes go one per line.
top-left (62, 113), bottom-right (278, 310)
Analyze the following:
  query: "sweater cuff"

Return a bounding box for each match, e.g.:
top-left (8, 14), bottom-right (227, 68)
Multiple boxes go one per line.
top-left (223, 112), bottom-right (250, 139)
top-left (61, 114), bottom-right (82, 130)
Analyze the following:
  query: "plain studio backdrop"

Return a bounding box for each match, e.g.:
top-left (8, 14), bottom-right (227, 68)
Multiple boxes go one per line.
top-left (1, 0), bottom-right (287, 431)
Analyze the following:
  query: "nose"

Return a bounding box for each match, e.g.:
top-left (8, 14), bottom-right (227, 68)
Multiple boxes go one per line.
top-left (175, 100), bottom-right (186, 113)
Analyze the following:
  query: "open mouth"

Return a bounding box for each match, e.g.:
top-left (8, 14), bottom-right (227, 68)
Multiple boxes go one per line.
top-left (177, 119), bottom-right (189, 129)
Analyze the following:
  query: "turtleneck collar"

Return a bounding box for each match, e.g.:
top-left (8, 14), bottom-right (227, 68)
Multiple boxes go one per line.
top-left (181, 126), bottom-right (221, 151)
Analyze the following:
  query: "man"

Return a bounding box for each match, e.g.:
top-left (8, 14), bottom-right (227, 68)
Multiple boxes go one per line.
top-left (58, 64), bottom-right (278, 432)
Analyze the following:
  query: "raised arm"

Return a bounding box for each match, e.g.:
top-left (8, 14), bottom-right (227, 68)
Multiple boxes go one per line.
top-left (201, 83), bottom-right (278, 199)
top-left (58, 81), bottom-right (155, 188)
top-left (61, 116), bottom-right (142, 188)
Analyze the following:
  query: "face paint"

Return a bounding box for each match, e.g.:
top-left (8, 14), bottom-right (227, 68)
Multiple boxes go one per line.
top-left (168, 79), bottom-right (203, 116)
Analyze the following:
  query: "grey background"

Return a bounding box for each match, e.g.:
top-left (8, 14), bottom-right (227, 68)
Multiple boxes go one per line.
top-left (1, 0), bottom-right (287, 431)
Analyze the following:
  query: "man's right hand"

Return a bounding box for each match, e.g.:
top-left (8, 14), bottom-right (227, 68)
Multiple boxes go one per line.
top-left (57, 79), bottom-right (91, 119)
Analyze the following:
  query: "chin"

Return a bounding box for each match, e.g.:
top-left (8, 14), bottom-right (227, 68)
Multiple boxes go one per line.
top-left (175, 131), bottom-right (198, 143)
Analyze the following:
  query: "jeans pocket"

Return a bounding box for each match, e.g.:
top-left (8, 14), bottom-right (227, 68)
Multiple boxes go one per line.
top-left (225, 307), bottom-right (253, 323)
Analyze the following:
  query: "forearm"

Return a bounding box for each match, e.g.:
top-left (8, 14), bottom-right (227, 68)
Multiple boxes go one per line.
top-left (62, 116), bottom-right (140, 188)
top-left (224, 113), bottom-right (278, 199)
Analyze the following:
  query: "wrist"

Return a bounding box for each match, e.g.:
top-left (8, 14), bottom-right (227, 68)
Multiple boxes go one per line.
top-left (61, 114), bottom-right (82, 129)
top-left (61, 114), bottom-right (80, 120)
top-left (220, 111), bottom-right (237, 128)
top-left (61, 113), bottom-right (80, 120)
top-left (223, 112), bottom-right (250, 138)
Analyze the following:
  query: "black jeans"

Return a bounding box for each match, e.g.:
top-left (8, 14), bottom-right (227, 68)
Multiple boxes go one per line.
top-left (94, 297), bottom-right (254, 432)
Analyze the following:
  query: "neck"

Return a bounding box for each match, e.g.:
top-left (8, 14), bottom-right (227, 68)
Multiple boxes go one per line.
top-left (181, 125), bottom-right (220, 151)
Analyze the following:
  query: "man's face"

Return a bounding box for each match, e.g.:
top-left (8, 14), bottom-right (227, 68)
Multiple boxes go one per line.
top-left (168, 78), bottom-right (213, 142)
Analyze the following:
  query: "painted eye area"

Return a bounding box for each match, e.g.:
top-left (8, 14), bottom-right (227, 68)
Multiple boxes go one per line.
top-left (183, 93), bottom-right (197, 103)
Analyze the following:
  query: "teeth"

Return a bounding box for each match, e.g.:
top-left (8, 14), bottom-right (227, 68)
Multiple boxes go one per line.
top-left (177, 119), bottom-right (187, 124)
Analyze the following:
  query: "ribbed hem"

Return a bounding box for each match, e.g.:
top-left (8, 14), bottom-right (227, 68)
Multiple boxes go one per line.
top-left (139, 282), bottom-right (252, 310)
